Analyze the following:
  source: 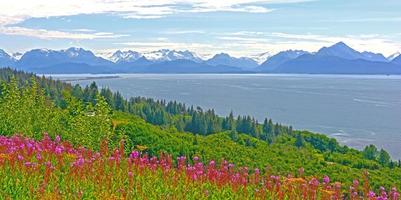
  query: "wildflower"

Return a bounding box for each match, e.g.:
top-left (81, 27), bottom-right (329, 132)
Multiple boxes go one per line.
top-left (353, 179), bottom-right (359, 187)
top-left (24, 162), bottom-right (32, 167)
top-left (309, 178), bottom-right (319, 187)
top-left (55, 135), bottom-right (61, 143)
top-left (255, 168), bottom-right (260, 175)
top-left (209, 160), bottom-right (215, 167)
top-left (36, 153), bottom-right (42, 160)
top-left (129, 151), bottom-right (140, 159)
top-left (368, 191), bottom-right (376, 198)
top-left (55, 145), bottom-right (64, 154)
top-left (323, 175), bottom-right (330, 184)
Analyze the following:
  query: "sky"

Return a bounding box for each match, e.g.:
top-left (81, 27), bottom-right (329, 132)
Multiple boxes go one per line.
top-left (0, 0), bottom-right (401, 58)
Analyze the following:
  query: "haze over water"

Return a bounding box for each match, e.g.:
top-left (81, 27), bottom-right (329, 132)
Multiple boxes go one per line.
top-left (56, 74), bottom-right (401, 159)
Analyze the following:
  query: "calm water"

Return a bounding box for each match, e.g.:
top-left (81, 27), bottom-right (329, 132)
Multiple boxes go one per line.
top-left (51, 74), bottom-right (401, 159)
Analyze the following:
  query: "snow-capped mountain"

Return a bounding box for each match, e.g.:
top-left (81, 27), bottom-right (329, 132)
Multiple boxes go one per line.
top-left (250, 52), bottom-right (272, 64)
top-left (316, 42), bottom-right (387, 62)
top-left (0, 49), bottom-right (16, 67)
top-left (17, 47), bottom-right (112, 69)
top-left (142, 49), bottom-right (203, 63)
top-left (388, 52), bottom-right (401, 61)
top-left (263, 42), bottom-right (401, 74)
top-left (1, 42), bottom-right (400, 74)
top-left (110, 50), bottom-right (142, 63)
top-left (206, 53), bottom-right (258, 69)
top-left (258, 50), bottom-right (309, 71)
top-left (12, 52), bottom-right (23, 60)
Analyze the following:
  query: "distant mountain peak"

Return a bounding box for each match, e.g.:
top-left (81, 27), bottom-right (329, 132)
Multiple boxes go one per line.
top-left (388, 52), bottom-right (401, 61)
top-left (250, 52), bottom-right (272, 64)
top-left (258, 49), bottom-right (309, 71)
top-left (316, 42), bottom-right (388, 62)
top-left (143, 49), bottom-right (202, 62)
top-left (332, 41), bottom-right (348, 47)
top-left (391, 54), bottom-right (401, 65)
top-left (206, 52), bottom-right (258, 69)
top-left (0, 49), bottom-right (10, 57)
top-left (215, 52), bottom-right (230, 57)
top-left (64, 47), bottom-right (89, 57)
top-left (316, 42), bottom-right (363, 61)
top-left (320, 41), bottom-right (354, 52)
top-left (0, 49), bottom-right (16, 67)
top-left (110, 50), bottom-right (142, 63)
top-left (12, 52), bottom-right (23, 60)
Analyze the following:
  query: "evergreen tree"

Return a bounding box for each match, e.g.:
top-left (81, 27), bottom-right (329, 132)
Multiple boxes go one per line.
top-left (362, 144), bottom-right (378, 160)
top-left (378, 149), bottom-right (391, 166)
top-left (295, 133), bottom-right (305, 148)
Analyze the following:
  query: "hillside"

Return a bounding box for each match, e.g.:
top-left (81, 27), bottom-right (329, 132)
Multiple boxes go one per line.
top-left (0, 68), bottom-right (400, 198)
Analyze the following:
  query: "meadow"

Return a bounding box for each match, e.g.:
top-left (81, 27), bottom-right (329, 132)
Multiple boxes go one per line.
top-left (0, 134), bottom-right (398, 199)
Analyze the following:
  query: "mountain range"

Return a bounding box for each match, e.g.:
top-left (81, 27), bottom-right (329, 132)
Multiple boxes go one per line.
top-left (1, 42), bottom-right (401, 74)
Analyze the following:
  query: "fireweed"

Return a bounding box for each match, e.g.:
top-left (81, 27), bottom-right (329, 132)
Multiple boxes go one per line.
top-left (0, 134), bottom-right (399, 199)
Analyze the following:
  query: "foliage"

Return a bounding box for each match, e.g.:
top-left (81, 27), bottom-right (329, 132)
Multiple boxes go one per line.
top-left (0, 135), bottom-right (399, 200)
top-left (0, 73), bottom-right (112, 149)
top-left (0, 67), bottom-right (400, 193)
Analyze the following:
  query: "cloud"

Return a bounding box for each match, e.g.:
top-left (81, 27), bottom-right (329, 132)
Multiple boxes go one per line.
top-left (0, 26), bottom-right (128, 40)
top-left (321, 17), bottom-right (401, 23)
top-left (0, 0), bottom-right (317, 26)
top-left (0, 0), bottom-right (303, 40)
top-left (163, 30), bottom-right (206, 34)
top-left (0, 0), bottom-right (320, 41)
top-left (225, 32), bottom-right (401, 56)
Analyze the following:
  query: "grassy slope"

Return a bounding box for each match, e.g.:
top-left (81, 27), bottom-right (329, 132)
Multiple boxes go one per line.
top-left (113, 112), bottom-right (401, 189)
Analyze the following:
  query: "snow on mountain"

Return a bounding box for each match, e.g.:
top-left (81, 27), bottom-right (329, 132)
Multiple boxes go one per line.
top-left (17, 47), bottom-right (112, 69)
top-left (388, 52), bottom-right (401, 61)
top-left (250, 52), bottom-right (272, 64)
top-left (258, 50), bottom-right (309, 71)
top-left (206, 53), bottom-right (258, 69)
top-left (110, 50), bottom-right (142, 63)
top-left (391, 54), bottom-right (401, 65)
top-left (0, 49), bottom-right (16, 67)
top-left (142, 49), bottom-right (203, 63)
top-left (12, 52), bottom-right (23, 60)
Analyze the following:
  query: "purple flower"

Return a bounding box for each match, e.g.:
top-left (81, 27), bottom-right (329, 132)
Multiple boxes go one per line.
top-left (36, 153), bottom-right (42, 160)
top-left (24, 162), bottom-right (32, 167)
top-left (368, 191), bottom-right (376, 198)
top-left (55, 135), bottom-right (61, 143)
top-left (129, 151), bottom-right (140, 159)
top-left (353, 179), bottom-right (359, 186)
top-left (255, 168), bottom-right (260, 175)
top-left (193, 156), bottom-right (199, 162)
top-left (55, 146), bottom-right (64, 154)
top-left (323, 175), bottom-right (330, 184)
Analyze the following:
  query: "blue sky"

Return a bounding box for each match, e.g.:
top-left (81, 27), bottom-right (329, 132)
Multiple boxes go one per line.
top-left (0, 0), bottom-right (400, 58)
